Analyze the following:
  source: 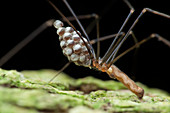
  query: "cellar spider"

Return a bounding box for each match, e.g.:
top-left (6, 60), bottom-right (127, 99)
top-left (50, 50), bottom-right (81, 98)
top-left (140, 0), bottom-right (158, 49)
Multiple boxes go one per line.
top-left (0, 0), bottom-right (170, 99)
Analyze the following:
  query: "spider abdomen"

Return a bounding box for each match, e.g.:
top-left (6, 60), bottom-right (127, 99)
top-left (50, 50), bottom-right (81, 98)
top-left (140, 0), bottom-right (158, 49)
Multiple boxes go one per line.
top-left (53, 20), bottom-right (91, 67)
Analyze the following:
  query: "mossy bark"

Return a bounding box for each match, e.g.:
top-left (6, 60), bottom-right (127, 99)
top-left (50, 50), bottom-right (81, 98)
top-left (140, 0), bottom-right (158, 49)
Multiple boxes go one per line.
top-left (0, 69), bottom-right (169, 113)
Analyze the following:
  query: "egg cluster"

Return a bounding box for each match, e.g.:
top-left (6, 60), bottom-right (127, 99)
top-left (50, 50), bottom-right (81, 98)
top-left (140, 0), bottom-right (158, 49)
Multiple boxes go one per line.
top-left (53, 20), bottom-right (91, 67)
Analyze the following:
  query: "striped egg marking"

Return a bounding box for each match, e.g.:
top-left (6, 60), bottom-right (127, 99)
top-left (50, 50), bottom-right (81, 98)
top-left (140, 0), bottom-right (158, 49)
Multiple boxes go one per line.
top-left (63, 32), bottom-right (72, 40)
top-left (73, 44), bottom-right (82, 54)
top-left (57, 27), bottom-right (65, 36)
top-left (66, 39), bottom-right (74, 48)
top-left (63, 47), bottom-right (72, 56)
top-left (70, 53), bottom-right (79, 62)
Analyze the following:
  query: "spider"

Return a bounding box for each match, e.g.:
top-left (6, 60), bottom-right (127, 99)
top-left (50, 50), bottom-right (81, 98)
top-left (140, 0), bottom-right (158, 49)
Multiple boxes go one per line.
top-left (0, 0), bottom-right (170, 99)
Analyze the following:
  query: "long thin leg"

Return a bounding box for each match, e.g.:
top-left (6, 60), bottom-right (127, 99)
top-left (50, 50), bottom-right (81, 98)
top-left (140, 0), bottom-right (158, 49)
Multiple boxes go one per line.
top-left (62, 14), bottom-right (97, 22)
top-left (89, 31), bottom-right (139, 53)
top-left (48, 62), bottom-right (71, 83)
top-left (0, 19), bottom-right (55, 67)
top-left (106, 34), bottom-right (126, 64)
top-left (85, 0), bottom-right (118, 60)
top-left (101, 0), bottom-right (135, 64)
top-left (153, 33), bottom-right (170, 47)
top-left (86, 0), bottom-right (117, 34)
top-left (108, 8), bottom-right (170, 67)
top-left (65, 13), bottom-right (99, 35)
top-left (90, 32), bottom-right (125, 44)
top-left (62, 0), bottom-right (90, 42)
top-left (113, 33), bottom-right (170, 63)
top-left (96, 16), bottom-right (100, 60)
top-left (105, 31), bottom-right (138, 64)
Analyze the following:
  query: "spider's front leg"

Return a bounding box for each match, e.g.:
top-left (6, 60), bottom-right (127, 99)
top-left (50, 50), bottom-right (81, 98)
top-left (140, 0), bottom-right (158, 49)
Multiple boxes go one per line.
top-left (106, 64), bottom-right (144, 99)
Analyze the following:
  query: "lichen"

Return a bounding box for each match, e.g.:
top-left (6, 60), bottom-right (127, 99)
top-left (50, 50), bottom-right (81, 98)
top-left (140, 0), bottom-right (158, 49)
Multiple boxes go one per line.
top-left (0, 69), bottom-right (169, 113)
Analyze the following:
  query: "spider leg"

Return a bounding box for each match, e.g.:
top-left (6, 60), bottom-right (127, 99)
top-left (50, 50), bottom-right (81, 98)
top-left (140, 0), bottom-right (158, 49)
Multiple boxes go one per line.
top-left (62, 0), bottom-right (90, 42)
top-left (113, 33), bottom-right (170, 64)
top-left (90, 32), bottom-right (125, 45)
top-left (107, 8), bottom-right (170, 67)
top-left (101, 0), bottom-right (135, 64)
top-left (48, 62), bottom-right (71, 83)
top-left (0, 19), bottom-right (55, 67)
top-left (105, 34), bottom-right (126, 64)
top-left (62, 14), bottom-right (98, 22)
top-left (89, 31), bottom-right (138, 64)
top-left (106, 31), bottom-right (138, 64)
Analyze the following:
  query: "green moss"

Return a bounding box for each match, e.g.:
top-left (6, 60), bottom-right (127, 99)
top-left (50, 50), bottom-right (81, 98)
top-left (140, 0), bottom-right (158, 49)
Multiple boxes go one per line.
top-left (0, 69), bottom-right (170, 113)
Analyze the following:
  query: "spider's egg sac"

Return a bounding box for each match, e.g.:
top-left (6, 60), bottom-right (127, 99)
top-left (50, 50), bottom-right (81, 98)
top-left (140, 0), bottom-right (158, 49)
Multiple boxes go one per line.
top-left (54, 20), bottom-right (91, 67)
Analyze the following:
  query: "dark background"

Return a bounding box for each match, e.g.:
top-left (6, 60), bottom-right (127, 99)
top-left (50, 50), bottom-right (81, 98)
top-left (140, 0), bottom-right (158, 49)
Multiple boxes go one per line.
top-left (1, 0), bottom-right (170, 92)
